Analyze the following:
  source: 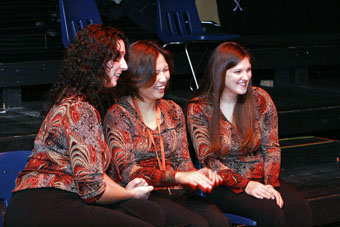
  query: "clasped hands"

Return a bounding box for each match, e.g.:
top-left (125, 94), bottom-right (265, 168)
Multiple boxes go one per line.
top-left (175, 167), bottom-right (223, 193)
top-left (125, 178), bottom-right (153, 199)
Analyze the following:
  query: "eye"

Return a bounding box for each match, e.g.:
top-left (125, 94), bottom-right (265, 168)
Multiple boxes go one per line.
top-left (114, 53), bottom-right (123, 62)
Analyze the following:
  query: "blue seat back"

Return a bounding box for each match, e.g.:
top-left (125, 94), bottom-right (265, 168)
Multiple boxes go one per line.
top-left (58, 0), bottom-right (102, 48)
top-left (0, 150), bottom-right (31, 208)
top-left (156, 0), bottom-right (205, 42)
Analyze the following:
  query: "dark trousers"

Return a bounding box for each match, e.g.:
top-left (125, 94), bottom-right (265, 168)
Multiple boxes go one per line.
top-left (208, 181), bottom-right (313, 227)
top-left (5, 188), bottom-right (166, 227)
top-left (148, 189), bottom-right (231, 227)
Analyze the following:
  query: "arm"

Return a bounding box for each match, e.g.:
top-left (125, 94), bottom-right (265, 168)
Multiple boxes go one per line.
top-left (65, 102), bottom-right (152, 204)
top-left (65, 102), bottom-right (108, 203)
top-left (187, 102), bottom-right (249, 193)
top-left (257, 88), bottom-right (281, 187)
top-left (97, 174), bottom-right (153, 205)
top-left (165, 101), bottom-right (221, 191)
top-left (166, 101), bottom-right (196, 172)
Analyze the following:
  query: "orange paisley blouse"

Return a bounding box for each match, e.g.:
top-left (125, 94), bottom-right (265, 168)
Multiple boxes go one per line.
top-left (187, 87), bottom-right (281, 193)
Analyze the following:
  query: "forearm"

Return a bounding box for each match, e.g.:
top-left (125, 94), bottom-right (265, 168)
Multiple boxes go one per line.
top-left (96, 173), bottom-right (134, 205)
top-left (130, 167), bottom-right (179, 186)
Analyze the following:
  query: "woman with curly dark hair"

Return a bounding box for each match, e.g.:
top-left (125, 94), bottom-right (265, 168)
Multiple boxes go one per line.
top-left (5, 24), bottom-right (166, 227)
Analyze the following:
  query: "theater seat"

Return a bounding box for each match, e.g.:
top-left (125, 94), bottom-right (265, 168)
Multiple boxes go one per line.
top-left (0, 150), bottom-right (31, 227)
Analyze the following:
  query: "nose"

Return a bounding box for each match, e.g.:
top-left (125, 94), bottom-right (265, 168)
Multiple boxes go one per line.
top-left (158, 72), bottom-right (169, 83)
top-left (120, 57), bottom-right (128, 71)
top-left (242, 70), bottom-right (252, 80)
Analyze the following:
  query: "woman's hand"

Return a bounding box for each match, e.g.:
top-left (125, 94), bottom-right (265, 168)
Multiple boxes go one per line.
top-left (198, 168), bottom-right (223, 187)
top-left (175, 170), bottom-right (214, 193)
top-left (265, 185), bottom-right (284, 208)
top-left (125, 178), bottom-right (148, 189)
top-left (125, 178), bottom-right (153, 199)
top-left (245, 181), bottom-right (275, 200)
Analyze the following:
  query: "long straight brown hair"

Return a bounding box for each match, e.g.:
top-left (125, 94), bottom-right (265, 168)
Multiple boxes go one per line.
top-left (190, 42), bottom-right (257, 152)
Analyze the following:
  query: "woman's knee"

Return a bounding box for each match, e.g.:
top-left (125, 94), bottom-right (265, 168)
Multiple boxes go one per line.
top-left (254, 203), bottom-right (286, 227)
top-left (119, 198), bottom-right (166, 226)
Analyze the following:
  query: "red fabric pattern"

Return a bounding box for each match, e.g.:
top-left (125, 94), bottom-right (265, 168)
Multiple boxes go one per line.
top-left (13, 97), bottom-right (109, 203)
top-left (104, 97), bottom-right (196, 190)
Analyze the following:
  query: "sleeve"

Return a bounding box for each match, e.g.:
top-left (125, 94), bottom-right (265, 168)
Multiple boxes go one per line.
top-left (167, 101), bottom-right (196, 172)
top-left (257, 88), bottom-right (281, 187)
top-left (104, 104), bottom-right (179, 187)
top-left (187, 102), bottom-right (250, 193)
top-left (64, 102), bottom-right (107, 203)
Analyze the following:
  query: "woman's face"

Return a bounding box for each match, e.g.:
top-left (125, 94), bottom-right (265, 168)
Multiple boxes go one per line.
top-left (139, 53), bottom-right (170, 103)
top-left (223, 57), bottom-right (252, 99)
top-left (105, 39), bottom-right (128, 88)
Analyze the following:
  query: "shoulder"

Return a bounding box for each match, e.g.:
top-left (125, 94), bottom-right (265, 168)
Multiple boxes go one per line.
top-left (61, 97), bottom-right (101, 123)
top-left (187, 97), bottom-right (211, 115)
top-left (160, 99), bottom-right (183, 113)
top-left (252, 86), bottom-right (271, 99)
top-left (160, 99), bottom-right (186, 124)
top-left (252, 86), bottom-right (276, 114)
top-left (106, 97), bottom-right (130, 116)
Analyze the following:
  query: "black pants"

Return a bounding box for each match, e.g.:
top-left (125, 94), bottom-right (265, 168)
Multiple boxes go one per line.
top-left (5, 188), bottom-right (166, 227)
top-left (208, 181), bottom-right (313, 227)
top-left (148, 189), bottom-right (231, 227)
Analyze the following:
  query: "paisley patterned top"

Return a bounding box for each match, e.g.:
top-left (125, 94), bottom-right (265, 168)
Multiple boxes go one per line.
top-left (13, 96), bottom-right (110, 203)
top-left (104, 97), bottom-right (196, 190)
top-left (187, 87), bottom-right (281, 193)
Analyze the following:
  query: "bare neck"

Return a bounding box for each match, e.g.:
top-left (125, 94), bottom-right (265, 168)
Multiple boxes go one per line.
top-left (220, 94), bottom-right (237, 123)
top-left (129, 96), bottom-right (158, 130)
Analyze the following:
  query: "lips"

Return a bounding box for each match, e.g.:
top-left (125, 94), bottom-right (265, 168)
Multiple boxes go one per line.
top-left (237, 80), bottom-right (248, 87)
top-left (154, 85), bottom-right (165, 90)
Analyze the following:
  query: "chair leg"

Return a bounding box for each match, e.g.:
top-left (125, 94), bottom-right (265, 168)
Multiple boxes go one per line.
top-left (184, 43), bottom-right (199, 90)
top-left (0, 199), bottom-right (5, 227)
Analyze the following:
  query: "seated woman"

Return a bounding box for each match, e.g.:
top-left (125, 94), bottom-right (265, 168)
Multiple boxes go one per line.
top-left (5, 24), bottom-right (165, 227)
top-left (187, 42), bottom-right (313, 227)
top-left (104, 40), bottom-right (231, 226)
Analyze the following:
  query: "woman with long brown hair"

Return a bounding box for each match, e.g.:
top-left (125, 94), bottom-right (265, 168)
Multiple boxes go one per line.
top-left (187, 42), bottom-right (313, 226)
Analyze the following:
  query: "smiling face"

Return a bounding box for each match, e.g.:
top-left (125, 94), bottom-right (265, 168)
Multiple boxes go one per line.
top-left (105, 39), bottom-right (128, 87)
top-left (138, 53), bottom-right (170, 103)
top-left (222, 57), bottom-right (252, 100)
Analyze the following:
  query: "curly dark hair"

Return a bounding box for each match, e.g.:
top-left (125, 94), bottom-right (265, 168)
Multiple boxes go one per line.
top-left (118, 40), bottom-right (173, 100)
top-left (44, 24), bottom-right (127, 117)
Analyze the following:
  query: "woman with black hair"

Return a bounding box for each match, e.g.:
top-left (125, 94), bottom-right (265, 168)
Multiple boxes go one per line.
top-left (104, 40), bottom-right (231, 227)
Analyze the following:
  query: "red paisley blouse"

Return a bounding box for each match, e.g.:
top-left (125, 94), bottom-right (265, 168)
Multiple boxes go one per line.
top-left (104, 97), bottom-right (196, 190)
top-left (187, 87), bottom-right (281, 193)
top-left (13, 96), bottom-right (110, 203)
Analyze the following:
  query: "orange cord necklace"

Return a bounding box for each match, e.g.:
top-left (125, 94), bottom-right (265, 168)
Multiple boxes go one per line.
top-left (131, 97), bottom-right (171, 195)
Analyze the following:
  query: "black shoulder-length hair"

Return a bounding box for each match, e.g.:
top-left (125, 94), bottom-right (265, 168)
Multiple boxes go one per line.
top-left (118, 40), bottom-right (173, 100)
